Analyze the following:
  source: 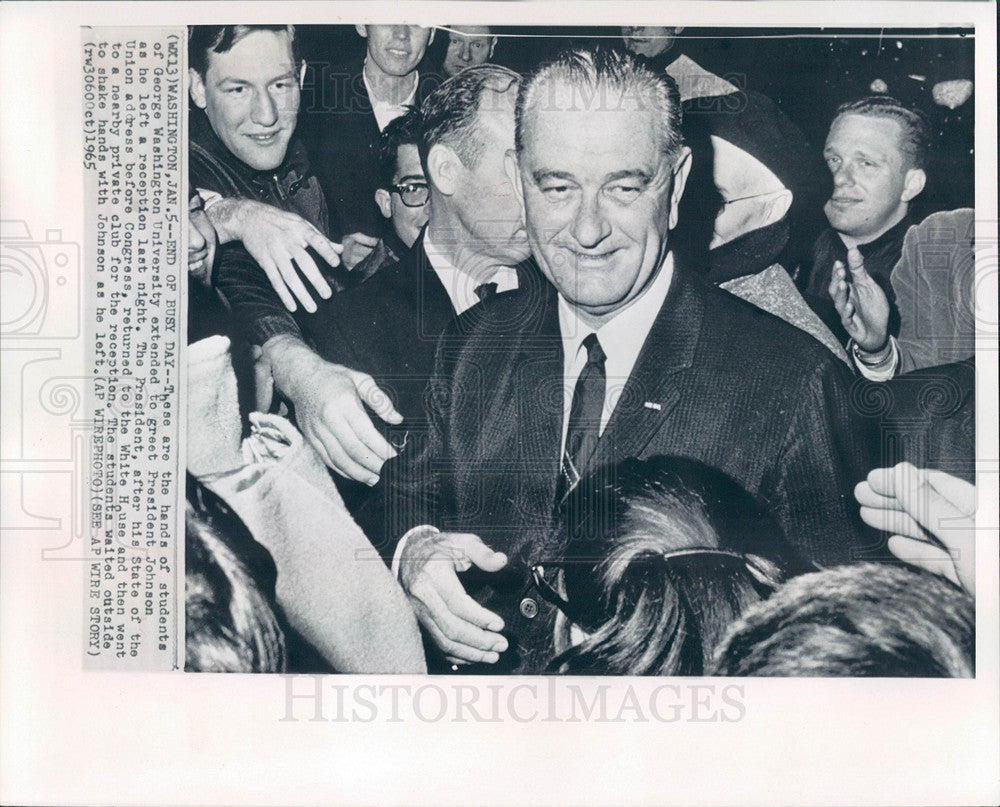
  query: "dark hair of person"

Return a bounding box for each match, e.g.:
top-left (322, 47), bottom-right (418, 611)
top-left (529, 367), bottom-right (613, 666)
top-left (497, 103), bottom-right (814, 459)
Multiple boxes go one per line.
top-left (834, 95), bottom-right (932, 170)
top-left (185, 476), bottom-right (286, 673)
top-left (376, 106), bottom-right (423, 190)
top-left (188, 25), bottom-right (301, 80)
top-left (710, 562), bottom-right (974, 677)
top-left (546, 456), bottom-right (813, 676)
top-left (417, 63), bottom-right (520, 172)
top-left (515, 44), bottom-right (684, 163)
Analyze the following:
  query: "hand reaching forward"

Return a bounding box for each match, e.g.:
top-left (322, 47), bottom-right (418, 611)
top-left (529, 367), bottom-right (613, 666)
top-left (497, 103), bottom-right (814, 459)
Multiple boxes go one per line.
top-left (208, 198), bottom-right (343, 313)
top-left (263, 335), bottom-right (403, 483)
top-left (829, 246), bottom-right (890, 352)
top-left (340, 231), bottom-right (380, 271)
top-left (855, 462), bottom-right (976, 594)
top-left (398, 529), bottom-right (509, 665)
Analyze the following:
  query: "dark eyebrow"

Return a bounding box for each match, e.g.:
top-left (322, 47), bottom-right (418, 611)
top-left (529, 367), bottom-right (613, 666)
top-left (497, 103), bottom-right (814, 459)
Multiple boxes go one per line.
top-left (605, 169), bottom-right (652, 184)
top-left (396, 174), bottom-right (426, 184)
top-left (532, 169), bottom-right (576, 184)
top-left (215, 69), bottom-right (297, 87)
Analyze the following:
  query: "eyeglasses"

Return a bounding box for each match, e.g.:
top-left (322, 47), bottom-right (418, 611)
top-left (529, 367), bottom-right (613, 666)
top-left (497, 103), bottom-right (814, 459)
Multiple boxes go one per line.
top-left (531, 547), bottom-right (789, 633)
top-left (391, 182), bottom-right (430, 208)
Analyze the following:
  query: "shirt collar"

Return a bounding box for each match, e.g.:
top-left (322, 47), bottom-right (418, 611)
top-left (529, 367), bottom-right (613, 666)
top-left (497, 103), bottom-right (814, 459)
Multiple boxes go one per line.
top-left (841, 214), bottom-right (913, 257)
top-left (423, 230), bottom-right (520, 315)
top-left (558, 251), bottom-right (675, 381)
top-left (363, 60), bottom-right (419, 130)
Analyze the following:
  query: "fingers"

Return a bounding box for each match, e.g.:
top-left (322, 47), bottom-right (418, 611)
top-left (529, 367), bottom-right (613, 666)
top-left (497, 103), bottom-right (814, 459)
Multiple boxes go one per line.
top-left (353, 372), bottom-right (404, 425)
top-left (305, 230), bottom-right (344, 269)
top-left (347, 231), bottom-right (380, 249)
top-left (920, 470), bottom-right (977, 517)
top-left (859, 504), bottom-right (927, 542)
top-left (258, 256), bottom-right (298, 312)
top-left (273, 252), bottom-right (317, 313)
top-left (411, 580), bottom-right (506, 663)
top-left (829, 261), bottom-right (853, 320)
top-left (887, 535), bottom-right (962, 588)
top-left (291, 246), bottom-right (332, 302)
top-left (854, 479), bottom-right (902, 511)
top-left (448, 532), bottom-right (509, 575)
top-left (846, 246), bottom-right (867, 277)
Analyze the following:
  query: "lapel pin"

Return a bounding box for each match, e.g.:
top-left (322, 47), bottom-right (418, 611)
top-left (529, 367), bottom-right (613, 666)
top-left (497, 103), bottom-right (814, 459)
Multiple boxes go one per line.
top-left (644, 402), bottom-right (662, 411)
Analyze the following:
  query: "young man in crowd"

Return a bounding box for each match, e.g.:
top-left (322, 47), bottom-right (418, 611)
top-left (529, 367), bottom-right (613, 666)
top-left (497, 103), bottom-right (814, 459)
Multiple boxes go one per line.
top-left (440, 26), bottom-right (498, 77)
top-left (805, 96), bottom-right (931, 342)
top-left (299, 24), bottom-right (436, 260)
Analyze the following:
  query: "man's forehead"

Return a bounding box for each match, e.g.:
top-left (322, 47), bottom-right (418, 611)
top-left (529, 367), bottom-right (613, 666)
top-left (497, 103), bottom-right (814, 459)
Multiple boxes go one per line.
top-left (451, 26), bottom-right (492, 39)
top-left (206, 30), bottom-right (295, 78)
top-left (827, 113), bottom-right (905, 153)
top-left (394, 143), bottom-right (424, 179)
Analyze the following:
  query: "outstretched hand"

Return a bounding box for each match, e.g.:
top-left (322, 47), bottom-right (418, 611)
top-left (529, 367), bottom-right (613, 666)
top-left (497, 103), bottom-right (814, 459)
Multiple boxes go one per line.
top-left (398, 529), bottom-right (509, 665)
top-left (855, 462), bottom-right (976, 594)
top-left (209, 198), bottom-right (343, 313)
top-left (262, 335), bottom-right (403, 483)
top-left (829, 246), bottom-right (890, 352)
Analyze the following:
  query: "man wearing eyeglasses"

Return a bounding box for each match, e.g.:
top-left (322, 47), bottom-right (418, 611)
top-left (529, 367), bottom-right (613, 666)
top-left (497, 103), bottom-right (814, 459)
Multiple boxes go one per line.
top-left (255, 65), bottom-right (531, 503)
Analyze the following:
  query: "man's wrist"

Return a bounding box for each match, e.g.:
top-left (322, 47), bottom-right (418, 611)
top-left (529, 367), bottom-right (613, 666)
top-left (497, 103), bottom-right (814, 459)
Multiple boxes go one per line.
top-left (392, 525), bottom-right (439, 579)
top-left (205, 197), bottom-right (249, 244)
top-left (262, 334), bottom-right (322, 398)
top-left (852, 337), bottom-right (894, 368)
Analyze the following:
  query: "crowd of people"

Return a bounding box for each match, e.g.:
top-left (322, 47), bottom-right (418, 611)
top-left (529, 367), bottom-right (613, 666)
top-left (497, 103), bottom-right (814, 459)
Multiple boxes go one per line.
top-left (183, 24), bottom-right (977, 676)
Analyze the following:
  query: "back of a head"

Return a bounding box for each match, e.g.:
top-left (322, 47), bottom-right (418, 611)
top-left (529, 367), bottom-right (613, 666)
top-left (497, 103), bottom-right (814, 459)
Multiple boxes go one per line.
top-left (418, 63), bottom-right (520, 171)
top-left (549, 457), bottom-right (807, 676)
top-left (185, 478), bottom-right (287, 673)
top-left (711, 562), bottom-right (975, 677)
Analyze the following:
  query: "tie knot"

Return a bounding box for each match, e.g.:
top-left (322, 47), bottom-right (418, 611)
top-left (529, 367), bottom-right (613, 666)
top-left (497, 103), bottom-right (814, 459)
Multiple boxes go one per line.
top-left (474, 281), bottom-right (498, 302)
top-left (582, 333), bottom-right (605, 365)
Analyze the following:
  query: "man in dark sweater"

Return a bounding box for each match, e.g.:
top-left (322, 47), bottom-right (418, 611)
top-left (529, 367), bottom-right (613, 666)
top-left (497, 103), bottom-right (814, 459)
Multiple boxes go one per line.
top-left (804, 96), bottom-right (931, 341)
top-left (188, 24), bottom-right (351, 338)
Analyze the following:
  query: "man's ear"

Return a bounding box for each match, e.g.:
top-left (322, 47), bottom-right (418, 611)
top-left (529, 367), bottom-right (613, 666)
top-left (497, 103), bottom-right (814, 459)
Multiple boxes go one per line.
top-left (427, 143), bottom-right (460, 196)
top-left (189, 68), bottom-right (208, 109)
top-left (375, 188), bottom-right (393, 220)
top-left (355, 24), bottom-right (368, 38)
top-left (667, 146), bottom-right (693, 230)
top-left (298, 60), bottom-right (308, 90)
top-left (489, 37), bottom-right (498, 59)
top-left (504, 149), bottom-right (524, 206)
top-left (901, 168), bottom-right (926, 203)
top-left (427, 27), bottom-right (435, 45)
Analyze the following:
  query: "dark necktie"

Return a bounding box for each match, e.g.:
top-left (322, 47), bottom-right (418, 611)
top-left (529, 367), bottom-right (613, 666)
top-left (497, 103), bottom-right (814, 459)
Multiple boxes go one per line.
top-left (474, 281), bottom-right (498, 303)
top-left (560, 333), bottom-right (606, 498)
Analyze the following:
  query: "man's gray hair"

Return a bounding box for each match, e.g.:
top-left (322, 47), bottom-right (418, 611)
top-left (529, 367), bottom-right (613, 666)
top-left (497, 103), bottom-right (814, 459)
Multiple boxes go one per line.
top-left (515, 46), bottom-right (684, 163)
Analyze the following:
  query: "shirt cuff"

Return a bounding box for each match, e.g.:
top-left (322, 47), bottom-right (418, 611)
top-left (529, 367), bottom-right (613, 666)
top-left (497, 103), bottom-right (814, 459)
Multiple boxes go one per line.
top-left (196, 188), bottom-right (224, 209)
top-left (391, 524), bottom-right (439, 578)
top-left (851, 337), bottom-right (900, 382)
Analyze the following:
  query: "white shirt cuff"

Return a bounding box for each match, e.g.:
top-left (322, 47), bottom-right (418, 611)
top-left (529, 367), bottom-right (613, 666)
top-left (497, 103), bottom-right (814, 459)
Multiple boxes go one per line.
top-left (391, 524), bottom-right (439, 578)
top-left (852, 337), bottom-right (900, 382)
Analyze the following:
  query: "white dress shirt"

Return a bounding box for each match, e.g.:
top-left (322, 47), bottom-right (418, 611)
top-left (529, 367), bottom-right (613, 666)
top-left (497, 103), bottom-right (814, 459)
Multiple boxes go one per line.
top-left (363, 63), bottom-right (419, 132)
top-left (423, 232), bottom-right (520, 315)
top-left (557, 252), bottom-right (675, 455)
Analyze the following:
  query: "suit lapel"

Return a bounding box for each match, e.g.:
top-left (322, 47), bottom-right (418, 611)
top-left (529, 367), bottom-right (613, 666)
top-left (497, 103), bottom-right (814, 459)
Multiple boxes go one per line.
top-left (587, 270), bottom-right (704, 472)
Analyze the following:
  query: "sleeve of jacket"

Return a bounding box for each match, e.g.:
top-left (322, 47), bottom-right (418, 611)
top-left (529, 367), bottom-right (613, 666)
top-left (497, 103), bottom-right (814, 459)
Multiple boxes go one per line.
top-left (351, 330), bottom-right (455, 562)
top-left (213, 242), bottom-right (304, 346)
top-left (764, 357), bottom-right (886, 566)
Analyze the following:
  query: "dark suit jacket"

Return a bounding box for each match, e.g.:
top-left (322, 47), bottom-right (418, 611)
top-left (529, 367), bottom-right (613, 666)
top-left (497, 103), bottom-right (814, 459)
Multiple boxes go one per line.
top-left (378, 264), bottom-right (880, 672)
top-left (298, 59), bottom-right (440, 238)
top-left (303, 232), bottom-right (541, 517)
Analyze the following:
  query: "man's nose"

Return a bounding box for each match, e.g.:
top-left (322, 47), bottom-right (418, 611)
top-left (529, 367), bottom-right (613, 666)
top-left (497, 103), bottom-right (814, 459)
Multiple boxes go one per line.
top-left (570, 193), bottom-right (610, 248)
top-left (251, 89), bottom-right (279, 127)
top-left (391, 26), bottom-right (410, 41)
top-left (832, 163), bottom-right (855, 188)
top-left (189, 222), bottom-right (206, 252)
top-left (459, 41), bottom-right (472, 62)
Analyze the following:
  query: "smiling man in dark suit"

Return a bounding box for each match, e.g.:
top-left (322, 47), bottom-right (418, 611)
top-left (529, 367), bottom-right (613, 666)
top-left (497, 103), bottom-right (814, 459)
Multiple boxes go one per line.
top-left (383, 47), bottom-right (878, 674)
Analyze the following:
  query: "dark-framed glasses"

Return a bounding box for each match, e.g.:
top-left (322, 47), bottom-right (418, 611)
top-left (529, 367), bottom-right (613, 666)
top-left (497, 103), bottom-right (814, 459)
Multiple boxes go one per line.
top-left (391, 182), bottom-right (429, 208)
